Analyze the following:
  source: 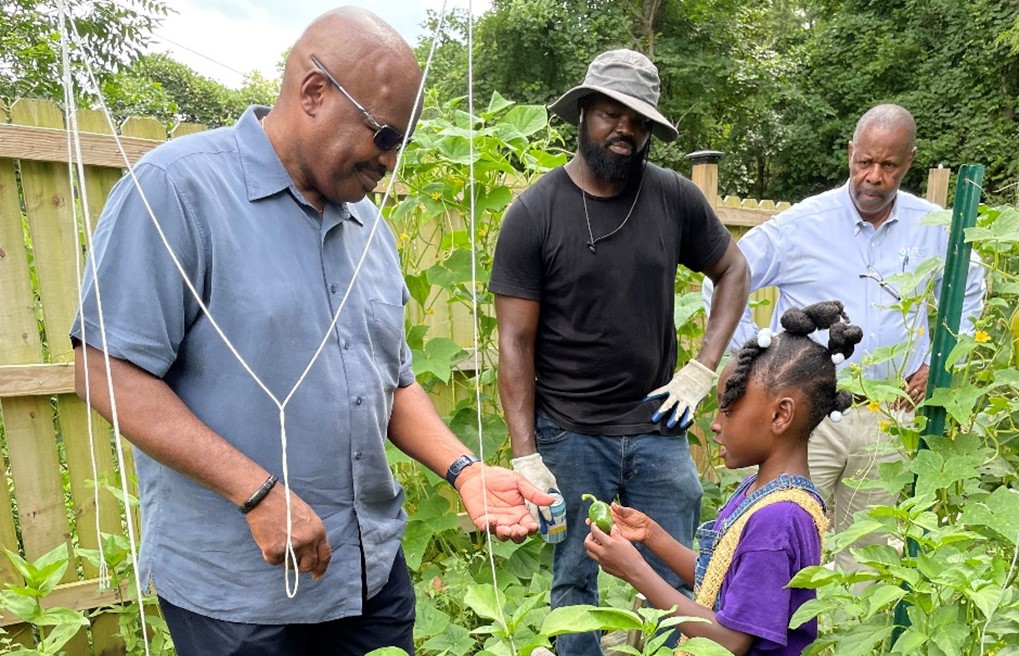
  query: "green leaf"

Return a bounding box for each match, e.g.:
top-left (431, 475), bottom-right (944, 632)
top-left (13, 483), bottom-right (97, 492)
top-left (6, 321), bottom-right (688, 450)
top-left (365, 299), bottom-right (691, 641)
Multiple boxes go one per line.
top-left (829, 519), bottom-right (886, 553)
top-left (890, 628), bottom-right (929, 653)
top-left (366, 649), bottom-right (410, 656)
top-left (502, 105), bottom-right (548, 137)
top-left (787, 565), bottom-right (841, 589)
top-left (486, 90), bottom-right (514, 115)
top-left (412, 597), bottom-right (449, 638)
top-left (411, 338), bottom-right (468, 383)
top-left (540, 604), bottom-right (641, 636)
top-left (959, 487), bottom-right (1019, 544)
top-left (405, 271), bottom-right (431, 309)
top-left (0, 589), bottom-right (42, 622)
top-left (965, 207), bottom-right (1019, 243)
top-left (465, 584), bottom-right (504, 624)
top-left (675, 636), bottom-right (736, 655)
top-left (789, 597), bottom-right (833, 628)
top-left (419, 622), bottom-right (474, 654)
top-left (924, 386), bottom-right (982, 425)
top-left (864, 584), bottom-right (907, 615)
top-left (674, 291), bottom-right (705, 330)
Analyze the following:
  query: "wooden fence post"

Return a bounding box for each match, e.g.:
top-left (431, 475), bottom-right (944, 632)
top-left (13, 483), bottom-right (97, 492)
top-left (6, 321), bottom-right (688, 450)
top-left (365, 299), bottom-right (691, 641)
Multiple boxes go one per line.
top-left (685, 150), bottom-right (724, 207)
top-left (927, 164), bottom-right (952, 207)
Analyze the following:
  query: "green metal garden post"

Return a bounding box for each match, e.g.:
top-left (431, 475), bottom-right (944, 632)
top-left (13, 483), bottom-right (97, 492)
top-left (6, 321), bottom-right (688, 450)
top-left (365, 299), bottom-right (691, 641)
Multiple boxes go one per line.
top-left (892, 164), bottom-right (985, 637)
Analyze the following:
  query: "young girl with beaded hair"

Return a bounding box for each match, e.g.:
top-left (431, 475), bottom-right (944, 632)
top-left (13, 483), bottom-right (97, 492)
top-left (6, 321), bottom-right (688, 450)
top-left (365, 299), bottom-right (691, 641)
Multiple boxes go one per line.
top-left (585, 301), bottom-right (863, 655)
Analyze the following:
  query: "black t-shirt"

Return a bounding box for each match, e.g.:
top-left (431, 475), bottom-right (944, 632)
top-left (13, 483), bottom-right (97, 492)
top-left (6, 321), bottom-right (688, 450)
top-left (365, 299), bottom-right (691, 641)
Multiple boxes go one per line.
top-left (489, 164), bottom-right (731, 435)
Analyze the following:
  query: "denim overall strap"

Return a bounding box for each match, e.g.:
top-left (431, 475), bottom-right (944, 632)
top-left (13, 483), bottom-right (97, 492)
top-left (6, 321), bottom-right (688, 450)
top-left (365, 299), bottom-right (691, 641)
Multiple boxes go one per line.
top-left (690, 488), bottom-right (829, 618)
top-left (693, 475), bottom-right (758, 592)
top-left (687, 474), bottom-right (828, 628)
top-left (719, 473), bottom-right (824, 535)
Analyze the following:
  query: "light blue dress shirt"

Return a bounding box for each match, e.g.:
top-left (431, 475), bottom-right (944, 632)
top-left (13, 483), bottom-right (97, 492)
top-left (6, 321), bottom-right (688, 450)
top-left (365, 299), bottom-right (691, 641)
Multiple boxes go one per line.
top-left (72, 106), bottom-right (415, 623)
top-left (704, 182), bottom-right (985, 382)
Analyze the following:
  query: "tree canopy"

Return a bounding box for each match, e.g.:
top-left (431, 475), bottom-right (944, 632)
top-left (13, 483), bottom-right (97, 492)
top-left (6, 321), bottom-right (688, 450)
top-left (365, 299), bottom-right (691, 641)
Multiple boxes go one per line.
top-left (416, 0), bottom-right (1019, 204)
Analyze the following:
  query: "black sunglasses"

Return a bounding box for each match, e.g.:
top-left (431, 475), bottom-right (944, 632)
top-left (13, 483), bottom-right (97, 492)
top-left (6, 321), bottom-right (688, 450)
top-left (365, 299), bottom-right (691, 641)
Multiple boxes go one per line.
top-left (310, 55), bottom-right (410, 152)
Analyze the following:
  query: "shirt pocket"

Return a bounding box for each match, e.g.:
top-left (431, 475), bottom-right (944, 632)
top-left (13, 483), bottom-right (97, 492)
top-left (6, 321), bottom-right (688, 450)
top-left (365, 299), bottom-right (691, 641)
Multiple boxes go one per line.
top-left (369, 299), bottom-right (405, 392)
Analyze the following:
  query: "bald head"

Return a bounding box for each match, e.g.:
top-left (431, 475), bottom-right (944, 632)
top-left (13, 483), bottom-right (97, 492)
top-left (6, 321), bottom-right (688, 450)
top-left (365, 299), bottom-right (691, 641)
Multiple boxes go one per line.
top-left (281, 7), bottom-right (421, 100)
top-left (264, 7), bottom-right (423, 210)
top-left (852, 104), bottom-right (916, 150)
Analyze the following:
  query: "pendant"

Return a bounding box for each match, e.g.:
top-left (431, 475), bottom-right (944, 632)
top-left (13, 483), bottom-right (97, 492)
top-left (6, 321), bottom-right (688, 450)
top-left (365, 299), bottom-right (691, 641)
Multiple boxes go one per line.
top-left (587, 241), bottom-right (596, 254)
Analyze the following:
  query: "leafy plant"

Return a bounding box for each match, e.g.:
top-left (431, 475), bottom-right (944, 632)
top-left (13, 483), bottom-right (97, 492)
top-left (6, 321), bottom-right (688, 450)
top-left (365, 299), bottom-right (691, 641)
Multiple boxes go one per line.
top-left (0, 544), bottom-right (89, 655)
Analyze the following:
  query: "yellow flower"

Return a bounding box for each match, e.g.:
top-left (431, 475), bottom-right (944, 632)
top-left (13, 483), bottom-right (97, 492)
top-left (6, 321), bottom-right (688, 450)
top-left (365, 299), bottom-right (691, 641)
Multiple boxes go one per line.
top-left (916, 326), bottom-right (925, 336)
top-left (399, 233), bottom-right (410, 241)
top-left (975, 330), bottom-right (991, 343)
top-left (867, 400), bottom-right (881, 413)
top-left (431, 192), bottom-right (441, 200)
top-left (879, 420), bottom-right (891, 432)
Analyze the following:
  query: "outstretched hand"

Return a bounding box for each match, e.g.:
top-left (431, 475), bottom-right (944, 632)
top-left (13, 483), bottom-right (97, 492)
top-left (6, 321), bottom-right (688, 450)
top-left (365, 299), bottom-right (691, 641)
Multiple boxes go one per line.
top-left (457, 465), bottom-right (555, 542)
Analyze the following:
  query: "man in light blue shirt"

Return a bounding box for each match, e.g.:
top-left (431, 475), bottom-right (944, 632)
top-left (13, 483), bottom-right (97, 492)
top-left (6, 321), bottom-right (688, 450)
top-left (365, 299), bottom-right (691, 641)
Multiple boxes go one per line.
top-left (71, 7), bottom-right (551, 655)
top-left (704, 104), bottom-right (985, 573)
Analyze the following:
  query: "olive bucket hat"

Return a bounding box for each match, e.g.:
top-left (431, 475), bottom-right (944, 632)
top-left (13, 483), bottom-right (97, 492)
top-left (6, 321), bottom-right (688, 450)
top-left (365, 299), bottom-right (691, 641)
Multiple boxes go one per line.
top-left (548, 49), bottom-right (678, 142)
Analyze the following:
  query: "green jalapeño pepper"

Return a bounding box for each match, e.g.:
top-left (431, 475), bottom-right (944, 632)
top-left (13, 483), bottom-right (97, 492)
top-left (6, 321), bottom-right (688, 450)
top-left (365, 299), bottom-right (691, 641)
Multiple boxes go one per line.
top-left (582, 493), bottom-right (614, 533)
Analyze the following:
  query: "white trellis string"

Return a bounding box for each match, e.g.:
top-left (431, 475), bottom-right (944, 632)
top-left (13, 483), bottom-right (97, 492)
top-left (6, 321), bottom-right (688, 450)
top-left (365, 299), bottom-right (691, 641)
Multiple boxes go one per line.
top-left (462, 0), bottom-right (512, 648)
top-left (60, 0), bottom-right (507, 617)
top-left (63, 10), bottom-right (445, 599)
top-left (57, 3), bottom-right (150, 653)
top-left (59, 0), bottom-right (110, 595)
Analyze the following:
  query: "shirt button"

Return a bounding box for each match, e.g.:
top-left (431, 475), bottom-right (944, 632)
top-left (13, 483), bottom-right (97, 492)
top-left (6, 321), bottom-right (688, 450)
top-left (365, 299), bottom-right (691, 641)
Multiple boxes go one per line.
top-left (355, 397), bottom-right (363, 405)
top-left (354, 451), bottom-right (363, 460)
top-left (330, 284), bottom-right (337, 293)
top-left (343, 341), bottom-right (350, 350)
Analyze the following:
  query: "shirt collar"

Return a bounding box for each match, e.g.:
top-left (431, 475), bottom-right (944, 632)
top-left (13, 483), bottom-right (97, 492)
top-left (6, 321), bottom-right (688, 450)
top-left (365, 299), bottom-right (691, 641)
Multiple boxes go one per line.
top-left (234, 106), bottom-right (361, 225)
top-left (842, 180), bottom-right (900, 234)
top-left (236, 106), bottom-right (292, 202)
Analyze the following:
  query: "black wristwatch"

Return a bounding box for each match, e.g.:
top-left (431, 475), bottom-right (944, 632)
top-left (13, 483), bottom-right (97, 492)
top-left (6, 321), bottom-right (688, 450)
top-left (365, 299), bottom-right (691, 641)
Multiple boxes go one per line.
top-left (445, 454), bottom-right (480, 487)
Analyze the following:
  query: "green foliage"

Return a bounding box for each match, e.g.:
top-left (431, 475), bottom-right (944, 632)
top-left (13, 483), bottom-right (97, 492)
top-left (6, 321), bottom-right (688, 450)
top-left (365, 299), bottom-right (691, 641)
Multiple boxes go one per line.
top-left (0, 0), bottom-right (169, 105)
top-left (786, 203), bottom-right (1019, 654)
top-left (102, 53), bottom-right (279, 129)
top-left (0, 544), bottom-right (89, 655)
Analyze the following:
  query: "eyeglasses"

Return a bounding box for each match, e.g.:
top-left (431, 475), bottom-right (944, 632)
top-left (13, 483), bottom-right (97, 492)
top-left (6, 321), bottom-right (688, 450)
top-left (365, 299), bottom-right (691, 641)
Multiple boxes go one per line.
top-left (859, 265), bottom-right (901, 301)
top-left (310, 55), bottom-right (410, 152)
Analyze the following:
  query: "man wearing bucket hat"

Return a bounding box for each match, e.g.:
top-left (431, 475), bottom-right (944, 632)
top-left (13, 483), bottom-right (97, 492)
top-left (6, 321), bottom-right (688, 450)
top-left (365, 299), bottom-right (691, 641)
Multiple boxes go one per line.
top-left (490, 49), bottom-right (749, 654)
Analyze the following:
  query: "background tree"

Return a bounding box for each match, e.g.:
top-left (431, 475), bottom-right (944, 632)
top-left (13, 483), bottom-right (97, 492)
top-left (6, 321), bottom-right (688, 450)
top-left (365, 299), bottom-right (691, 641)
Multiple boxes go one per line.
top-left (768, 0), bottom-right (1019, 204)
top-left (0, 0), bottom-right (169, 104)
top-left (102, 53), bottom-right (278, 129)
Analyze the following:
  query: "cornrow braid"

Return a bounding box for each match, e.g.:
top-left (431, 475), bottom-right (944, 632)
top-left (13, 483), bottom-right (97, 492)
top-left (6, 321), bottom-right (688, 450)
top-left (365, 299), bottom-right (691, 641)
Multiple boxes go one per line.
top-left (720, 301), bottom-right (864, 432)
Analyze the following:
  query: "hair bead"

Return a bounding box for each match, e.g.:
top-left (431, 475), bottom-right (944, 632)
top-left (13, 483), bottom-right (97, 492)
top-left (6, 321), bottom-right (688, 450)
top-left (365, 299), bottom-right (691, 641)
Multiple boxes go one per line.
top-left (757, 328), bottom-right (773, 348)
top-left (829, 410), bottom-right (844, 423)
top-left (831, 353), bottom-right (845, 365)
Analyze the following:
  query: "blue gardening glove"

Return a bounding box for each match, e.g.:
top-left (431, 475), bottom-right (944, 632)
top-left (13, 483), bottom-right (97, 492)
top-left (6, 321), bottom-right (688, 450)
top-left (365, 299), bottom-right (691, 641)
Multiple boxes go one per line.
top-left (511, 453), bottom-right (558, 523)
top-left (645, 360), bottom-right (715, 429)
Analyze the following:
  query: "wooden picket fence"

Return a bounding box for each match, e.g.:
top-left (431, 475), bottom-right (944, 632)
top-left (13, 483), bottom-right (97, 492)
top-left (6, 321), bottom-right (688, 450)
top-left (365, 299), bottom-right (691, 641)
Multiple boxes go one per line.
top-left (0, 97), bottom-right (952, 654)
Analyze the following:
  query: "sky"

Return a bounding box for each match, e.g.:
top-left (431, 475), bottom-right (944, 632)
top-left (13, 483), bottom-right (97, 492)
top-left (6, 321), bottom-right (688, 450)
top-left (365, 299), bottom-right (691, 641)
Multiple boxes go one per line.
top-left (148, 0), bottom-right (490, 88)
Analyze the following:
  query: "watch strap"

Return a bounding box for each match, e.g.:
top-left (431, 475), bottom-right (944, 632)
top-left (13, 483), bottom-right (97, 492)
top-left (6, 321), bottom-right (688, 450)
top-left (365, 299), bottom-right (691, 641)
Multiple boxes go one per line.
top-left (445, 454), bottom-right (480, 486)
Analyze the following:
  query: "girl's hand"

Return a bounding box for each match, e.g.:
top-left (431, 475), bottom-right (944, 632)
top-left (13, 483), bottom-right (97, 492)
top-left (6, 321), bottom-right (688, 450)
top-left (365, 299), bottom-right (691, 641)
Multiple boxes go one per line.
top-left (610, 503), bottom-right (656, 543)
top-left (584, 521), bottom-right (643, 582)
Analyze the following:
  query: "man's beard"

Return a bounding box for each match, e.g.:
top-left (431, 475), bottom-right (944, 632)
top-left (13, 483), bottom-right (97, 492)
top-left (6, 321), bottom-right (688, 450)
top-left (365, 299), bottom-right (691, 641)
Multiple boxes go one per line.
top-left (579, 121), bottom-right (648, 184)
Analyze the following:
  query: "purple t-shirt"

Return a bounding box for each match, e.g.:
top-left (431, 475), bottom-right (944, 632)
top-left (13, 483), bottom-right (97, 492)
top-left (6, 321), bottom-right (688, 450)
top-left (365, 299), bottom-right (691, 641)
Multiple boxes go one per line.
top-left (712, 483), bottom-right (822, 654)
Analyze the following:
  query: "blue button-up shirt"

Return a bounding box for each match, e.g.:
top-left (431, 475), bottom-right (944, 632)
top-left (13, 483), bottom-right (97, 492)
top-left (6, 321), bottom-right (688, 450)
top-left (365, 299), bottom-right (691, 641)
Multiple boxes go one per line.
top-left (71, 106), bottom-right (415, 623)
top-left (704, 183), bottom-right (984, 382)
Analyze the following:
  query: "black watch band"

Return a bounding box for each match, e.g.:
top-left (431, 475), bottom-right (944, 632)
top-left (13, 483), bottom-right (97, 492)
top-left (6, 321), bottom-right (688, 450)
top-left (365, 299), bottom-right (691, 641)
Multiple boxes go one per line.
top-left (444, 454), bottom-right (480, 487)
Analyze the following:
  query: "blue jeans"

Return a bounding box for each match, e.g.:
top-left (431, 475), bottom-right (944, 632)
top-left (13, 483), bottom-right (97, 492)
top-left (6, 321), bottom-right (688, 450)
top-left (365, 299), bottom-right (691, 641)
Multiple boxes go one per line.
top-left (535, 411), bottom-right (702, 656)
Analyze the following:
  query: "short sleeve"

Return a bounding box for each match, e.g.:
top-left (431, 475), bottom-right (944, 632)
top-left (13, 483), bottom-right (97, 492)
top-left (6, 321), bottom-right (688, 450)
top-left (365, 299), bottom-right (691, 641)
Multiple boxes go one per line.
top-left (713, 503), bottom-right (821, 647)
top-left (674, 176), bottom-right (731, 273)
top-left (488, 197), bottom-right (544, 301)
top-left (71, 163), bottom-right (205, 377)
